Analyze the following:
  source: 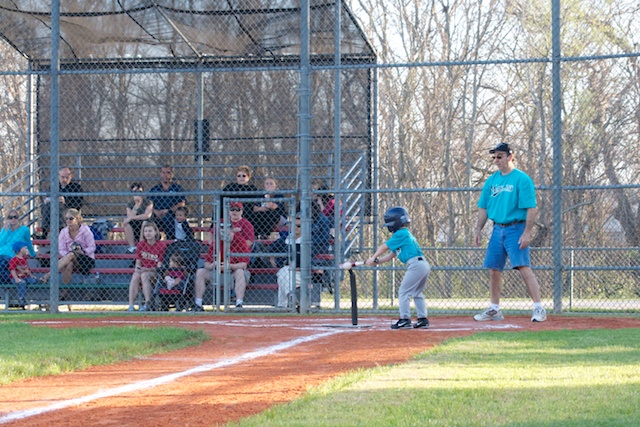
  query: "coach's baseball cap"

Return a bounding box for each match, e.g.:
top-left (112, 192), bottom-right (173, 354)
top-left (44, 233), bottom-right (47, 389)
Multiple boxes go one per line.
top-left (229, 202), bottom-right (243, 209)
top-left (489, 142), bottom-right (513, 154)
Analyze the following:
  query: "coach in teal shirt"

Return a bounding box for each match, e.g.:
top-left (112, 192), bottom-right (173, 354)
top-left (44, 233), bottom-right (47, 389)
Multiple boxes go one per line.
top-left (478, 167), bottom-right (536, 225)
top-left (473, 142), bottom-right (547, 323)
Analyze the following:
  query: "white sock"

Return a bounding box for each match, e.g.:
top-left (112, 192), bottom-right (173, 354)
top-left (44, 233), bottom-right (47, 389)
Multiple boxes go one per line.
top-left (490, 303), bottom-right (500, 311)
top-left (533, 302), bottom-right (543, 310)
top-left (195, 298), bottom-right (203, 306)
top-left (128, 305), bottom-right (134, 310)
top-left (236, 299), bottom-right (243, 305)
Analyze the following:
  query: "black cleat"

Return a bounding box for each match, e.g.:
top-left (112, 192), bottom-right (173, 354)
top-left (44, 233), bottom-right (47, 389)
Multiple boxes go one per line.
top-left (391, 318), bottom-right (412, 329)
top-left (413, 318), bottom-right (430, 329)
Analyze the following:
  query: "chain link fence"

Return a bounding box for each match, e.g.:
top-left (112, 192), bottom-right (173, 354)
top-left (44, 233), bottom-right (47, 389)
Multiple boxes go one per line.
top-left (0, 1), bottom-right (639, 315)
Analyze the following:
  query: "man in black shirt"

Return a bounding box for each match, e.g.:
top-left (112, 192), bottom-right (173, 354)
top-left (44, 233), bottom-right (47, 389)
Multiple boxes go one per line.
top-left (40, 167), bottom-right (84, 238)
top-left (149, 164), bottom-right (187, 237)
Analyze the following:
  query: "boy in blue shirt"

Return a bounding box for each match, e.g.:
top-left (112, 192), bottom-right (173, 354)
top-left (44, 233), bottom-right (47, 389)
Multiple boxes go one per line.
top-left (366, 206), bottom-right (431, 329)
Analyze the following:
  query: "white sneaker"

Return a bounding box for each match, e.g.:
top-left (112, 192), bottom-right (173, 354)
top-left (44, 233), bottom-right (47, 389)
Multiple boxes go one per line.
top-left (473, 307), bottom-right (504, 321)
top-left (531, 307), bottom-right (547, 322)
top-left (126, 246), bottom-right (136, 254)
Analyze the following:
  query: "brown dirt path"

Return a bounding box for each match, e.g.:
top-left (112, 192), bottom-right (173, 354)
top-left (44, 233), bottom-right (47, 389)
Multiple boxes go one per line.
top-left (1, 315), bottom-right (639, 426)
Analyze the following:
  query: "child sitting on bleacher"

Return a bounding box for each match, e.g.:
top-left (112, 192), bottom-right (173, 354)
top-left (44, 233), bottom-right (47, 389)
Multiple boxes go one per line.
top-left (128, 222), bottom-right (165, 311)
top-left (163, 253), bottom-right (186, 291)
top-left (9, 241), bottom-right (44, 307)
top-left (274, 201), bottom-right (331, 308)
top-left (165, 206), bottom-right (195, 241)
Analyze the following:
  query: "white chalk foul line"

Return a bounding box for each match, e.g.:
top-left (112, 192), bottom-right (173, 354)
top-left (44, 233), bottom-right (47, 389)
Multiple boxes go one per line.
top-left (0, 329), bottom-right (344, 424)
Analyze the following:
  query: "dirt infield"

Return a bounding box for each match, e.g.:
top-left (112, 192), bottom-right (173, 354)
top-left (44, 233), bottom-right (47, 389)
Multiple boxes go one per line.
top-left (1, 315), bottom-right (640, 426)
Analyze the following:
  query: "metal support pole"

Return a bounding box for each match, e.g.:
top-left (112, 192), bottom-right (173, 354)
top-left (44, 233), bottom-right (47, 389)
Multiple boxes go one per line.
top-left (49, 0), bottom-right (61, 313)
top-left (27, 64), bottom-right (37, 229)
top-left (332, 0), bottom-right (342, 310)
top-left (551, 0), bottom-right (564, 313)
top-left (569, 249), bottom-right (574, 311)
top-left (298, 0), bottom-right (312, 313)
top-left (196, 67), bottom-right (204, 227)
top-left (372, 68), bottom-right (380, 310)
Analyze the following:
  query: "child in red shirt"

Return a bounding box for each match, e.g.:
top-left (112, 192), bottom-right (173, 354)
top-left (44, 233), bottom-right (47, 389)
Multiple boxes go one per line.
top-left (128, 222), bottom-right (166, 311)
top-left (9, 241), bottom-right (40, 307)
top-left (163, 253), bottom-right (186, 290)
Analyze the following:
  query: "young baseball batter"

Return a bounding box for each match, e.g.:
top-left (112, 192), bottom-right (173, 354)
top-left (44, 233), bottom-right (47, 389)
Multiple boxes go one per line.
top-left (365, 206), bottom-right (431, 329)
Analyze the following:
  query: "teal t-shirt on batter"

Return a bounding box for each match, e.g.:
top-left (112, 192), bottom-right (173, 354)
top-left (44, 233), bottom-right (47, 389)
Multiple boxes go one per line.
top-left (478, 168), bottom-right (536, 224)
top-left (385, 228), bottom-right (423, 264)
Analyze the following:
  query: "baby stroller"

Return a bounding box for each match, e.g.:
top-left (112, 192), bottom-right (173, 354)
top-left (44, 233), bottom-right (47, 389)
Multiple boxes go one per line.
top-left (154, 240), bottom-right (203, 311)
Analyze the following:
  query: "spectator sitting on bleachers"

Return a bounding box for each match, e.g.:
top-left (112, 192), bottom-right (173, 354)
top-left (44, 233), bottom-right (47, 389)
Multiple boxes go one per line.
top-left (310, 199), bottom-right (332, 257)
top-left (252, 176), bottom-right (287, 240)
top-left (164, 205), bottom-right (195, 241)
top-left (163, 253), bottom-right (186, 291)
top-left (193, 202), bottom-right (253, 311)
top-left (40, 167), bottom-right (84, 239)
top-left (40, 209), bottom-right (96, 289)
top-left (0, 208), bottom-right (37, 284)
top-left (218, 165), bottom-right (259, 226)
top-left (128, 222), bottom-right (165, 311)
top-left (149, 164), bottom-right (187, 238)
top-left (276, 201), bottom-right (331, 308)
top-left (269, 218), bottom-right (300, 268)
top-left (315, 185), bottom-right (343, 226)
top-left (9, 241), bottom-right (42, 307)
top-left (123, 182), bottom-right (153, 253)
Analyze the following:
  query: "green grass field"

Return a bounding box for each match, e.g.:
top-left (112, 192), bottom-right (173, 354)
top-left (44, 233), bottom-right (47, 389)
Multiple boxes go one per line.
top-left (0, 315), bottom-right (207, 385)
top-left (233, 328), bottom-right (640, 427)
top-left (1, 314), bottom-right (639, 426)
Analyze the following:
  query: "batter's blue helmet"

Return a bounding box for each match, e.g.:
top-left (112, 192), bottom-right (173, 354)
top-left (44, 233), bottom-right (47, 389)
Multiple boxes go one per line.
top-left (383, 206), bottom-right (410, 233)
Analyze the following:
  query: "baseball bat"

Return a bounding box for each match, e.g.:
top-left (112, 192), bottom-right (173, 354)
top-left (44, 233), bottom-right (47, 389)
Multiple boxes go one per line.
top-left (338, 260), bottom-right (364, 270)
top-left (349, 269), bottom-right (358, 325)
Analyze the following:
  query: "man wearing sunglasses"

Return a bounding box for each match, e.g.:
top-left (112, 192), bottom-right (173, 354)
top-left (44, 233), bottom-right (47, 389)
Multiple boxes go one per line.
top-left (473, 142), bottom-right (546, 323)
top-left (193, 201), bottom-right (254, 311)
top-left (217, 165), bottom-right (259, 226)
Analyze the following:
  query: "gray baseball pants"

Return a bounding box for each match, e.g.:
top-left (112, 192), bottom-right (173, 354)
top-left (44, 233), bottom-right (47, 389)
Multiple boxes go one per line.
top-left (399, 256), bottom-right (431, 319)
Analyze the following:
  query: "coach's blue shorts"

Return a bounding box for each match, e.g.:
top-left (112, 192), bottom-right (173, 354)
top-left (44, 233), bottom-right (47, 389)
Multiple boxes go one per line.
top-left (483, 221), bottom-right (530, 271)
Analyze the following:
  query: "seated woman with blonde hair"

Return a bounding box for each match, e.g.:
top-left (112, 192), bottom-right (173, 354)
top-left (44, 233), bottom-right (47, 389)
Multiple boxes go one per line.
top-left (41, 208), bottom-right (96, 286)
